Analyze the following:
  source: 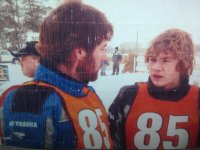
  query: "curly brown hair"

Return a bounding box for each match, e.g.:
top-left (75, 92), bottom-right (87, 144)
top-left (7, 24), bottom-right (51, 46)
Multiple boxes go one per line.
top-left (145, 28), bottom-right (195, 76)
top-left (38, 1), bottom-right (113, 67)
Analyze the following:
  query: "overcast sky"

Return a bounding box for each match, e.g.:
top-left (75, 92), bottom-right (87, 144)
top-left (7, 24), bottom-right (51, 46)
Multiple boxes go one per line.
top-left (51, 0), bottom-right (200, 48)
top-left (81, 0), bottom-right (200, 48)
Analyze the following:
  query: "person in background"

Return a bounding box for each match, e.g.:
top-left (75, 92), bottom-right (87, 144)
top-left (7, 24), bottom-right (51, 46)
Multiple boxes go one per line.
top-left (122, 52), bottom-right (135, 73)
top-left (108, 28), bottom-right (200, 149)
top-left (101, 59), bottom-right (109, 76)
top-left (112, 47), bottom-right (122, 75)
top-left (0, 1), bottom-right (113, 149)
top-left (0, 41), bottom-right (40, 118)
top-left (11, 41), bottom-right (40, 78)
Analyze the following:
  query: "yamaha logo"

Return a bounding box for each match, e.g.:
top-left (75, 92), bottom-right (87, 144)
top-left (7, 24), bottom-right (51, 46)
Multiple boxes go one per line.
top-left (9, 121), bottom-right (38, 128)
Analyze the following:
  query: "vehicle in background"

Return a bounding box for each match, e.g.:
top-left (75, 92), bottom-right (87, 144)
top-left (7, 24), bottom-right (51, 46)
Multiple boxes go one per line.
top-left (0, 50), bottom-right (18, 64)
top-left (0, 65), bottom-right (9, 81)
top-left (0, 66), bottom-right (5, 81)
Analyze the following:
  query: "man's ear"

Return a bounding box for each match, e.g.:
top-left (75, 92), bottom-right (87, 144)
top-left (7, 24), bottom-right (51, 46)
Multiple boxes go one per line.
top-left (74, 48), bottom-right (87, 60)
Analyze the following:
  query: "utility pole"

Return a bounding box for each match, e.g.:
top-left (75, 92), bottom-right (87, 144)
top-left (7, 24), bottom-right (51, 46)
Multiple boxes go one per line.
top-left (136, 30), bottom-right (138, 53)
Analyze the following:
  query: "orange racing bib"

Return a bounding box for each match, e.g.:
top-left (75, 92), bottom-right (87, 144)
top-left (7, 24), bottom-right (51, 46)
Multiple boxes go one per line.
top-left (126, 83), bottom-right (199, 149)
top-left (25, 81), bottom-right (112, 149)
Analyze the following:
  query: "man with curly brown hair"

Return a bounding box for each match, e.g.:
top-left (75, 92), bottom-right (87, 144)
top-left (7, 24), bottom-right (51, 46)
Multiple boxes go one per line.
top-left (0, 1), bottom-right (113, 149)
top-left (109, 28), bottom-right (200, 149)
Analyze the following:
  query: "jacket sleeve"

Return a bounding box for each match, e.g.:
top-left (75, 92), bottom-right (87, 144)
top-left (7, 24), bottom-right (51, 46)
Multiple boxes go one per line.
top-left (108, 84), bottom-right (139, 149)
top-left (1, 87), bottom-right (76, 149)
top-left (44, 92), bottom-right (76, 149)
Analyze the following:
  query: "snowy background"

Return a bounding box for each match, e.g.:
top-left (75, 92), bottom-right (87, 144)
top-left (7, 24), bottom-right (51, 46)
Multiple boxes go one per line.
top-left (0, 61), bottom-right (199, 111)
top-left (0, 63), bottom-right (149, 110)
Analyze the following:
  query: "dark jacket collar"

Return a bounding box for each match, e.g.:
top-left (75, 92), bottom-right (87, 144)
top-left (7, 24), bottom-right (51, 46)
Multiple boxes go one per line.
top-left (147, 77), bottom-right (190, 101)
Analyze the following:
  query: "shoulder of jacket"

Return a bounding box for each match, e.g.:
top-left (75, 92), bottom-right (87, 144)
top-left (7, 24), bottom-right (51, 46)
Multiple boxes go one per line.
top-left (114, 83), bottom-right (140, 106)
top-left (119, 82), bottom-right (140, 94)
top-left (12, 84), bottom-right (59, 114)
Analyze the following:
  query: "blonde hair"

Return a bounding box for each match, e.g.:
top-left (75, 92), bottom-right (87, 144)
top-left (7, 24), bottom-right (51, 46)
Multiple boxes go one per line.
top-left (145, 28), bottom-right (195, 76)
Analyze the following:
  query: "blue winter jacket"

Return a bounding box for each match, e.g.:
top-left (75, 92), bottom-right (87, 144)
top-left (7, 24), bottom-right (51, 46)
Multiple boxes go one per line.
top-left (1, 64), bottom-right (94, 149)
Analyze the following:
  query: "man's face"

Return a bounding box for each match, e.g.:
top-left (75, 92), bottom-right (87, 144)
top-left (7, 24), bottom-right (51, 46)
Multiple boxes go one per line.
top-left (77, 39), bottom-right (108, 82)
top-left (148, 53), bottom-right (181, 90)
top-left (19, 55), bottom-right (39, 78)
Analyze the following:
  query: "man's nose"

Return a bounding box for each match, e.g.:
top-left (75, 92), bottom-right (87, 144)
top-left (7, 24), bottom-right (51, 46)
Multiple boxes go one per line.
top-left (152, 61), bottom-right (162, 70)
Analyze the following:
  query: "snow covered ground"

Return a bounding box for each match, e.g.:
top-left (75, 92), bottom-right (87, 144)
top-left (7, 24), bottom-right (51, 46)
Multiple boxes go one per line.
top-left (0, 63), bottom-right (199, 110)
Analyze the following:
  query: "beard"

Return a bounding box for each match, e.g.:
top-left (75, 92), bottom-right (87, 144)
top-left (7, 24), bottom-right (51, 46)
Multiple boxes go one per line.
top-left (76, 56), bottom-right (98, 83)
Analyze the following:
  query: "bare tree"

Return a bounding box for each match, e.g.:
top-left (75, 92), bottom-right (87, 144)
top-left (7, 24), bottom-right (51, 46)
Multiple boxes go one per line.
top-left (0, 0), bottom-right (51, 50)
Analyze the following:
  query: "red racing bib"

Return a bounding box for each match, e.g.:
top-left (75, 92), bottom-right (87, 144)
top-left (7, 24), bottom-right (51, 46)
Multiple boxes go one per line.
top-left (0, 85), bottom-right (21, 144)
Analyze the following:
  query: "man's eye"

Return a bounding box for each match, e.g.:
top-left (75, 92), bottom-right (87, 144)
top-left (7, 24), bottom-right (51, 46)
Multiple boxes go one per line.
top-left (149, 58), bottom-right (156, 62)
top-left (102, 48), bottom-right (106, 51)
top-left (163, 59), bottom-right (170, 62)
